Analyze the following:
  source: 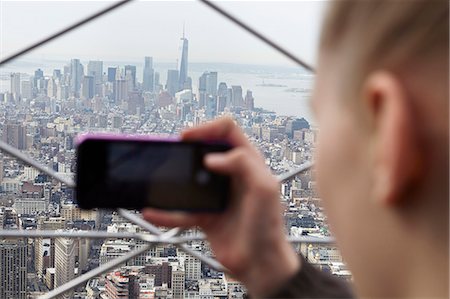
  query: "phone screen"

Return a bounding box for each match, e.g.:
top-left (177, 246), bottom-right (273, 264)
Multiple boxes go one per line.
top-left (76, 139), bottom-right (230, 211)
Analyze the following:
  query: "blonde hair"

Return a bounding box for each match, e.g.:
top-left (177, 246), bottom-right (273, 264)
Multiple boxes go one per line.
top-left (320, 0), bottom-right (448, 96)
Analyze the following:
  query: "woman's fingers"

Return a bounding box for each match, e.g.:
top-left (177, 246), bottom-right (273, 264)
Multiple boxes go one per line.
top-left (205, 148), bottom-right (280, 200)
top-left (141, 208), bottom-right (210, 228)
top-left (182, 117), bottom-right (251, 148)
top-left (141, 117), bottom-right (276, 231)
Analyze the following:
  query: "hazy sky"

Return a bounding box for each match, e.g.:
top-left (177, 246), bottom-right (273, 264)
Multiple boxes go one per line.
top-left (0, 0), bottom-right (327, 67)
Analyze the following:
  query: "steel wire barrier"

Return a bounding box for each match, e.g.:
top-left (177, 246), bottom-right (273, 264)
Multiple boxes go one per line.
top-left (0, 144), bottom-right (323, 299)
top-left (0, 1), bottom-right (325, 298)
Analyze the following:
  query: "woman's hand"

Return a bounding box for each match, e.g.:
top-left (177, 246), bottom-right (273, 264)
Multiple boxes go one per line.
top-left (142, 117), bottom-right (300, 297)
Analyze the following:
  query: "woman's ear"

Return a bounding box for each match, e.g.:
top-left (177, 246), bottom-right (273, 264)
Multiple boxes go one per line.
top-left (363, 71), bottom-right (423, 206)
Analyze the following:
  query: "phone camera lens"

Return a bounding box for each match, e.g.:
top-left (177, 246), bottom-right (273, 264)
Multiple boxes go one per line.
top-left (196, 170), bottom-right (210, 185)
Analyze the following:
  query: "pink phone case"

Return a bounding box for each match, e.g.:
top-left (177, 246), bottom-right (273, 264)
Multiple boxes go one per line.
top-left (75, 133), bottom-right (180, 146)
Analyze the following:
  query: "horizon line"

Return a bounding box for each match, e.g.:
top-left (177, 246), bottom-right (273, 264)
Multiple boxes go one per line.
top-left (0, 56), bottom-right (312, 71)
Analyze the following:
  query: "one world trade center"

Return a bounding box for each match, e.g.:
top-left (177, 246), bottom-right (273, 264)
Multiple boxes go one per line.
top-left (178, 27), bottom-right (189, 92)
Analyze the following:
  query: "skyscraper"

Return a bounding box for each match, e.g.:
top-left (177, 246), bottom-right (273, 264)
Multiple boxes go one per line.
top-left (198, 72), bottom-right (208, 108)
top-left (142, 56), bottom-right (154, 92)
top-left (198, 71), bottom-right (218, 108)
top-left (205, 95), bottom-right (217, 119)
top-left (231, 85), bottom-right (243, 108)
top-left (87, 61), bottom-right (103, 96)
top-left (21, 80), bottom-right (32, 100)
top-left (54, 237), bottom-right (76, 299)
top-left (47, 78), bottom-right (57, 98)
top-left (81, 75), bottom-right (95, 99)
top-left (166, 70), bottom-right (179, 97)
top-left (70, 59), bottom-right (84, 97)
top-left (244, 90), bottom-right (255, 110)
top-left (227, 88), bottom-right (233, 108)
top-left (2, 123), bottom-right (27, 150)
top-left (87, 61), bottom-right (103, 85)
top-left (107, 67), bottom-right (117, 83)
top-left (34, 68), bottom-right (44, 81)
top-left (10, 73), bottom-right (20, 101)
top-left (206, 71), bottom-right (218, 97)
top-left (0, 239), bottom-right (27, 299)
top-left (178, 30), bottom-right (189, 92)
top-left (124, 65), bottom-right (137, 90)
top-left (53, 69), bottom-right (62, 80)
top-left (217, 82), bottom-right (228, 112)
top-left (114, 79), bottom-right (128, 105)
top-left (34, 68), bottom-right (44, 91)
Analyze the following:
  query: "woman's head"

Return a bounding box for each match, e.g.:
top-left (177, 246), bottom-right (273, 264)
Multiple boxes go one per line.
top-left (320, 0), bottom-right (448, 102)
top-left (313, 1), bottom-right (448, 296)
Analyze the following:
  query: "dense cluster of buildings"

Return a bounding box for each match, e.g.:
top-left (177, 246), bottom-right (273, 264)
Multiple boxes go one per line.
top-left (0, 33), bottom-right (347, 298)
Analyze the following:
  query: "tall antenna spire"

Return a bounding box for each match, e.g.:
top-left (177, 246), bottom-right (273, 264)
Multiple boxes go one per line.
top-left (182, 21), bottom-right (185, 39)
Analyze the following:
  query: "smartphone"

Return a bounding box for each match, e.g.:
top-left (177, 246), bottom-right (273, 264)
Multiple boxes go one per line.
top-left (75, 135), bottom-right (231, 211)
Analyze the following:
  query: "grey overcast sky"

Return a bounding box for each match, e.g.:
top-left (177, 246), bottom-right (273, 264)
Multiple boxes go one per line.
top-left (0, 0), bottom-right (327, 67)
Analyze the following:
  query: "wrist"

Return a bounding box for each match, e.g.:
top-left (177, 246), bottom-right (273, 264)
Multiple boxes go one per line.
top-left (241, 238), bottom-right (301, 297)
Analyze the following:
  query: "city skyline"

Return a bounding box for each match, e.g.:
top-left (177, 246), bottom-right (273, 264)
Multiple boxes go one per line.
top-left (0, 29), bottom-right (316, 121)
top-left (1, 58), bottom-right (316, 121)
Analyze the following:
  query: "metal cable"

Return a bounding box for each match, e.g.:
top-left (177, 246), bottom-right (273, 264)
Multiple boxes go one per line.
top-left (278, 162), bottom-right (313, 182)
top-left (0, 140), bottom-right (75, 187)
top-left (38, 228), bottom-right (184, 299)
top-left (198, 0), bottom-right (316, 72)
top-left (0, 229), bottom-right (206, 243)
top-left (118, 209), bottom-right (227, 272)
top-left (0, 228), bottom-right (334, 245)
top-left (38, 244), bottom-right (152, 299)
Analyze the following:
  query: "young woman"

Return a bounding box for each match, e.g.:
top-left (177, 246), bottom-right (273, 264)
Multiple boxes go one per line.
top-left (143, 1), bottom-right (449, 297)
